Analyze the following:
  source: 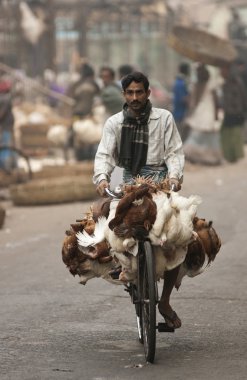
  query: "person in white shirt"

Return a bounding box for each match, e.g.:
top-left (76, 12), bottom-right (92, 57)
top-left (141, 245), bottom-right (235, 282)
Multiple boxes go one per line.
top-left (94, 72), bottom-right (184, 192)
top-left (93, 71), bottom-right (184, 328)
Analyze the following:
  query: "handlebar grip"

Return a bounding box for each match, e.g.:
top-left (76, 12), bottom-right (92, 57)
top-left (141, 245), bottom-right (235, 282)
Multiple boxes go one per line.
top-left (105, 188), bottom-right (116, 197)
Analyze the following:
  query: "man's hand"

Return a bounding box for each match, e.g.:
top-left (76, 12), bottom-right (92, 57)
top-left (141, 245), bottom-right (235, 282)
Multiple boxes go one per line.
top-left (96, 180), bottom-right (109, 197)
top-left (169, 178), bottom-right (181, 192)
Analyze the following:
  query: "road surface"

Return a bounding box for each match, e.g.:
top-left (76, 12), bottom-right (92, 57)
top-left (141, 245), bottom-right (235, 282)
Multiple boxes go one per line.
top-left (0, 154), bottom-right (247, 380)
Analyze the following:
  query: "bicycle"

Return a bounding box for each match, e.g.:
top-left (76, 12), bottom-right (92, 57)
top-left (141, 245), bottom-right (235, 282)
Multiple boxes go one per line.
top-left (105, 188), bottom-right (175, 363)
top-left (0, 145), bottom-right (32, 186)
top-left (126, 240), bottom-right (175, 363)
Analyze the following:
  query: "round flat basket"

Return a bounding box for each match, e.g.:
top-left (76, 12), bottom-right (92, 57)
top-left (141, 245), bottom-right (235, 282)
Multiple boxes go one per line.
top-left (33, 161), bottom-right (94, 180)
top-left (10, 175), bottom-right (96, 206)
top-left (168, 25), bottom-right (237, 66)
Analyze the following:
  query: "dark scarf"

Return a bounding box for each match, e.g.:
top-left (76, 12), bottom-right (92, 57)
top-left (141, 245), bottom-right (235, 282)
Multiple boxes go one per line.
top-left (119, 100), bottom-right (152, 176)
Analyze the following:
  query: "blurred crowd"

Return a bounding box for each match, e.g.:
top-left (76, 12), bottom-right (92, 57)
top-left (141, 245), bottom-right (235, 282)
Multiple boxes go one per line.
top-left (172, 59), bottom-right (247, 165)
top-left (1, 56), bottom-right (247, 171)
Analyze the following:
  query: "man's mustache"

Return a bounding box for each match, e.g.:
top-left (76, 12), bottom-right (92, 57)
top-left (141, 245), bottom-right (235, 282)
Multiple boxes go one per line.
top-left (130, 101), bottom-right (141, 105)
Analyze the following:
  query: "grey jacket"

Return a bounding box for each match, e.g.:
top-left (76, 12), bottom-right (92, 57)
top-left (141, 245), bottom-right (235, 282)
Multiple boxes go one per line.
top-left (93, 107), bottom-right (184, 184)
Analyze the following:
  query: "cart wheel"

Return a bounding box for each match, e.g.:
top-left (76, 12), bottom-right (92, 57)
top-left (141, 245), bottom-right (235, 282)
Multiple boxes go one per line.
top-left (139, 241), bottom-right (157, 363)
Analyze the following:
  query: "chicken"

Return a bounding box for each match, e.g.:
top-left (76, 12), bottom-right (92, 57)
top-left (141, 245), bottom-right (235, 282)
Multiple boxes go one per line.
top-left (162, 193), bottom-right (202, 247)
top-left (62, 230), bottom-right (88, 276)
top-left (148, 191), bottom-right (173, 245)
top-left (47, 125), bottom-right (68, 147)
top-left (153, 245), bottom-right (188, 280)
top-left (105, 199), bottom-right (139, 254)
top-left (73, 118), bottom-right (103, 145)
top-left (78, 258), bottom-right (120, 286)
top-left (175, 217), bottom-right (221, 289)
top-left (149, 191), bottom-right (201, 250)
top-left (92, 197), bottom-right (111, 222)
top-left (111, 251), bottom-right (138, 283)
top-left (61, 184), bottom-right (221, 291)
top-left (76, 216), bottom-right (107, 248)
top-left (108, 184), bottom-right (157, 240)
top-left (193, 217), bottom-right (221, 262)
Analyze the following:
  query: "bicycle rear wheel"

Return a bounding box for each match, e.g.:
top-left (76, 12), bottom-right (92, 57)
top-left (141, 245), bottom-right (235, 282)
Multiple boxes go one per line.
top-left (139, 240), bottom-right (157, 363)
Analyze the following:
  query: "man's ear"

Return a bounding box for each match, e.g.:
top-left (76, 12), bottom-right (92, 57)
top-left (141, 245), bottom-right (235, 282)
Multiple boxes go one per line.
top-left (147, 89), bottom-right (151, 97)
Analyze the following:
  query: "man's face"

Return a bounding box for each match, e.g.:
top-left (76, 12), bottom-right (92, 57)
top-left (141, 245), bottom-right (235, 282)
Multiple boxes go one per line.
top-left (100, 70), bottom-right (113, 86)
top-left (123, 81), bottom-right (150, 113)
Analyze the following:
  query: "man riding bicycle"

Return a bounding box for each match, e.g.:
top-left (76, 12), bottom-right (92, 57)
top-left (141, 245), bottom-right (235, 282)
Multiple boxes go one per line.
top-left (93, 71), bottom-right (184, 329)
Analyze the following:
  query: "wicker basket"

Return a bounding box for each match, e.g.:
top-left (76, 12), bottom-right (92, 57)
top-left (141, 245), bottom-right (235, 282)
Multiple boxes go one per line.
top-left (33, 161), bottom-right (94, 180)
top-left (168, 25), bottom-right (237, 67)
top-left (10, 175), bottom-right (97, 206)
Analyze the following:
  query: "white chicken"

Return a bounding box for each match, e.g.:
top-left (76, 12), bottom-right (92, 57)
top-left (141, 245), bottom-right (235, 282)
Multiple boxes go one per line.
top-left (47, 125), bottom-right (68, 147)
top-left (111, 250), bottom-right (138, 283)
top-left (73, 118), bottom-right (103, 145)
top-left (76, 216), bottom-right (107, 249)
top-left (148, 191), bottom-right (173, 245)
top-left (153, 245), bottom-right (188, 280)
top-left (164, 192), bottom-right (202, 247)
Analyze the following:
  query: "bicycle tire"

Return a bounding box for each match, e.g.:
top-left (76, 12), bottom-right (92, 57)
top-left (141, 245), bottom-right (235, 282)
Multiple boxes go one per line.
top-left (131, 282), bottom-right (144, 344)
top-left (139, 240), bottom-right (157, 363)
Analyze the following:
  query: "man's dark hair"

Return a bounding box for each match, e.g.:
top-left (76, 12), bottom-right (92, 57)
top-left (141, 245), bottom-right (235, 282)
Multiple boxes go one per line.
top-left (100, 66), bottom-right (115, 79)
top-left (80, 62), bottom-right (95, 78)
top-left (118, 64), bottom-right (134, 78)
top-left (179, 62), bottom-right (190, 76)
top-left (121, 71), bottom-right (149, 91)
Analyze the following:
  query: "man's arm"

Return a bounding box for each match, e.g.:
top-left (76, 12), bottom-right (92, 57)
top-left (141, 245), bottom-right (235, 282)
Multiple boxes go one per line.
top-left (93, 117), bottom-right (118, 195)
top-left (163, 113), bottom-right (185, 190)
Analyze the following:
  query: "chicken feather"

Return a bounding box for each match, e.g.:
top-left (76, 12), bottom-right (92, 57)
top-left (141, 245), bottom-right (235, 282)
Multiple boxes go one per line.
top-left (76, 216), bottom-right (107, 248)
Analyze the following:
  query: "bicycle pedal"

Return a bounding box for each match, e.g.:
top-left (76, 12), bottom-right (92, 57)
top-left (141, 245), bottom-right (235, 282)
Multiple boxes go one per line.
top-left (157, 322), bottom-right (175, 333)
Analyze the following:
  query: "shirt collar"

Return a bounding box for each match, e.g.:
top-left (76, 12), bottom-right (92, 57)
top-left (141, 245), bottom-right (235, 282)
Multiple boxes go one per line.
top-left (149, 107), bottom-right (162, 120)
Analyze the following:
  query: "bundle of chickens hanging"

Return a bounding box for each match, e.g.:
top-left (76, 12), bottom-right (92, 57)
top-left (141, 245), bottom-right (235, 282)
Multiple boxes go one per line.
top-left (61, 177), bottom-right (221, 289)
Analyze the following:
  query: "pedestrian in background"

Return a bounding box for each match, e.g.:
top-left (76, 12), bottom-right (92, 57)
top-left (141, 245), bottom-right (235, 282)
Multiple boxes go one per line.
top-left (220, 63), bottom-right (246, 163)
top-left (99, 66), bottom-right (123, 117)
top-left (172, 62), bottom-right (190, 142)
top-left (117, 64), bottom-right (134, 87)
top-left (68, 62), bottom-right (100, 120)
top-left (0, 71), bottom-right (15, 170)
top-left (183, 63), bottom-right (223, 165)
top-left (67, 62), bottom-right (100, 160)
top-left (235, 58), bottom-right (247, 143)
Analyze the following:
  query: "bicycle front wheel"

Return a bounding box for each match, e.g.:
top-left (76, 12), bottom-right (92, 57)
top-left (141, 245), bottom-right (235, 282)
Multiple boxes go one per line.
top-left (139, 240), bottom-right (157, 363)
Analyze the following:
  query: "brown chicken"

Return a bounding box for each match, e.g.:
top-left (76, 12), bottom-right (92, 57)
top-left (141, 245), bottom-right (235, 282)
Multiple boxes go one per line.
top-left (62, 230), bottom-right (88, 276)
top-left (108, 184), bottom-right (157, 240)
top-left (193, 217), bottom-right (221, 263)
top-left (185, 217), bottom-right (221, 271)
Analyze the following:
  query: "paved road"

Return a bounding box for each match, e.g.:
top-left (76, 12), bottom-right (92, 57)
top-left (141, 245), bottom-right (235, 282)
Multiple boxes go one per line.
top-left (1, 156), bottom-right (247, 380)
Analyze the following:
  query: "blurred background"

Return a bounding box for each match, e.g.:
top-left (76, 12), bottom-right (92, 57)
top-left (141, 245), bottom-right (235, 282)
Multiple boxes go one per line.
top-left (1, 0), bottom-right (247, 98)
top-left (1, 0), bottom-right (247, 206)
